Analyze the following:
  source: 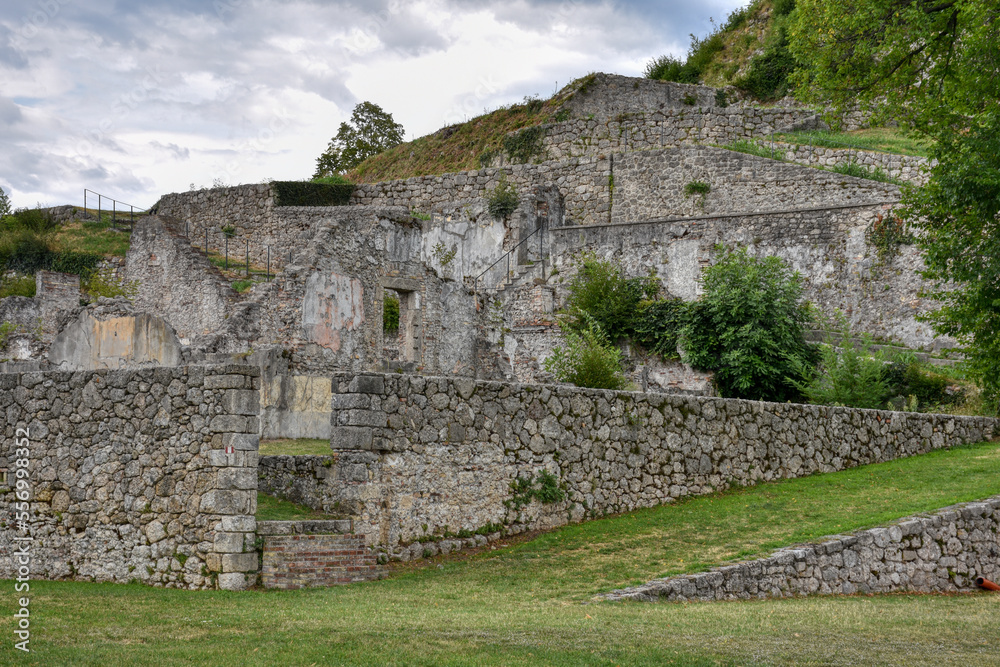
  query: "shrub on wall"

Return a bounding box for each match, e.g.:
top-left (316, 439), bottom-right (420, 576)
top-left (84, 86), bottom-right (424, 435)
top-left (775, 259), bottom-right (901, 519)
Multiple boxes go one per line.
top-left (273, 181), bottom-right (354, 207)
top-left (562, 256), bottom-right (658, 343)
top-left (543, 323), bottom-right (629, 391)
top-left (631, 298), bottom-right (688, 360)
top-left (680, 248), bottom-right (816, 401)
top-left (486, 174), bottom-right (519, 220)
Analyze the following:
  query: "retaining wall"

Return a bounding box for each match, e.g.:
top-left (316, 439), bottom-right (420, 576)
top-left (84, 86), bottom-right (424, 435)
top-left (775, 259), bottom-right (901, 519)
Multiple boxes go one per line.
top-left (604, 496), bottom-right (1000, 603)
top-left (257, 519), bottom-right (377, 589)
top-left (0, 364), bottom-right (261, 590)
top-left (258, 372), bottom-right (997, 557)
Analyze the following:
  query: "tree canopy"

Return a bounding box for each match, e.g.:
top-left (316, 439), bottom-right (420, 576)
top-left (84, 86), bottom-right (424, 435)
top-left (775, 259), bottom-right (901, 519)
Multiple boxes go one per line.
top-left (313, 101), bottom-right (405, 178)
top-left (789, 0), bottom-right (1000, 410)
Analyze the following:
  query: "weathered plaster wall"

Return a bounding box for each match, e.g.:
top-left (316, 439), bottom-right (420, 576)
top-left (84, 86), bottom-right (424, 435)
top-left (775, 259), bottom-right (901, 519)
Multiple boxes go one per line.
top-left (550, 204), bottom-right (946, 351)
top-left (610, 147), bottom-right (899, 222)
top-left (125, 215), bottom-right (240, 340)
top-left (605, 496), bottom-right (1000, 603)
top-left (258, 373), bottom-right (997, 556)
top-left (0, 364), bottom-right (261, 590)
top-left (49, 300), bottom-right (184, 371)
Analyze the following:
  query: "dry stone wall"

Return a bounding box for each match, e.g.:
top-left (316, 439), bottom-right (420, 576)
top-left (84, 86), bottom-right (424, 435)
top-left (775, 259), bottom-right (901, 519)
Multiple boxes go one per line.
top-left (551, 203), bottom-right (946, 351)
top-left (610, 146), bottom-right (899, 222)
top-left (770, 141), bottom-right (931, 185)
top-left (259, 372), bottom-right (997, 558)
top-left (604, 496), bottom-right (1000, 603)
top-left (0, 364), bottom-right (261, 590)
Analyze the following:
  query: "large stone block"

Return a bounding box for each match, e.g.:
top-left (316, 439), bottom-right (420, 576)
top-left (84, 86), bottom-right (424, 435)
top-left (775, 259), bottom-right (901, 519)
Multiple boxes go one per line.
top-left (223, 389), bottom-right (259, 416)
top-left (348, 375), bottom-right (385, 395)
top-left (330, 426), bottom-right (373, 450)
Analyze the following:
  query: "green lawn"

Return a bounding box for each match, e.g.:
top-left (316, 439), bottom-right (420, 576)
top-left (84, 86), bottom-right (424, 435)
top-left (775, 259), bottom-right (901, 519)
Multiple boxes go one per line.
top-left (775, 127), bottom-right (934, 157)
top-left (3, 440), bottom-right (1000, 665)
top-left (259, 438), bottom-right (331, 456)
top-left (255, 492), bottom-right (339, 521)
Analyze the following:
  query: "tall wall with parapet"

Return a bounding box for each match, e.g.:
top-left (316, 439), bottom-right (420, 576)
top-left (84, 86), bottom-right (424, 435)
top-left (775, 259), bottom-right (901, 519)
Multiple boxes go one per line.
top-left (257, 373), bottom-right (997, 557)
top-left (550, 203), bottom-right (946, 352)
top-left (0, 364), bottom-right (261, 590)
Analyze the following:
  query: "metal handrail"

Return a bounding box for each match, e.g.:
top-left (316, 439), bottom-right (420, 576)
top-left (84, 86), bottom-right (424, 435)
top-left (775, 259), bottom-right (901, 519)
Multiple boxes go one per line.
top-left (474, 224), bottom-right (545, 294)
top-left (83, 189), bottom-right (147, 230)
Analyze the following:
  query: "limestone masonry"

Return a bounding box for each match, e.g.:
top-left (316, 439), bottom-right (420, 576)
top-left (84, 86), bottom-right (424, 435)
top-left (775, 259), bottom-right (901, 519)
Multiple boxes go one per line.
top-left (604, 496), bottom-right (1000, 602)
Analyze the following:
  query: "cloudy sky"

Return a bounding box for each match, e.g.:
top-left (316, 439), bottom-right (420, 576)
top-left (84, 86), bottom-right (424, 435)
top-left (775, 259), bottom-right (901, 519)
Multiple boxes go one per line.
top-left (0, 0), bottom-right (746, 209)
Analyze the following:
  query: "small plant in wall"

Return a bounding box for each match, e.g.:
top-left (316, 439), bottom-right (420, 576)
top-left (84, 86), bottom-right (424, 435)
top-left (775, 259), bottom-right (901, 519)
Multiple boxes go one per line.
top-left (865, 211), bottom-right (914, 266)
top-left (684, 180), bottom-right (711, 196)
top-left (432, 241), bottom-right (457, 267)
top-left (221, 225), bottom-right (237, 238)
top-left (486, 173), bottom-right (518, 220)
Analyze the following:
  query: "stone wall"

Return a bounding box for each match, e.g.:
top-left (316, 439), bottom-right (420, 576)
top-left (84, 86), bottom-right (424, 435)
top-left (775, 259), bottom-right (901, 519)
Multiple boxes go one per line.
top-left (352, 158), bottom-right (611, 227)
top-left (604, 496), bottom-right (1000, 603)
top-left (35, 271), bottom-right (80, 344)
top-left (0, 296), bottom-right (41, 362)
top-left (560, 73), bottom-right (746, 119)
top-left (258, 372), bottom-right (997, 556)
top-left (550, 203), bottom-right (945, 351)
top-left (257, 520), bottom-right (377, 589)
top-left (125, 216), bottom-right (241, 341)
top-left (0, 364), bottom-right (261, 590)
top-left (610, 146), bottom-right (899, 222)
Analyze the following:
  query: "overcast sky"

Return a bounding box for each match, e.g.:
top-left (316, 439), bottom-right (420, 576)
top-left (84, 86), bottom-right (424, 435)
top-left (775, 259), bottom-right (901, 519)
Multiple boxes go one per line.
top-left (0, 0), bottom-right (746, 209)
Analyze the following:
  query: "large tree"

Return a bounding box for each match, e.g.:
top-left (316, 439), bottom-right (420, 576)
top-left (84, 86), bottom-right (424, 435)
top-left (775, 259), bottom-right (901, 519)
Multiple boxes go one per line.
top-left (313, 101), bottom-right (404, 178)
top-left (789, 0), bottom-right (1000, 410)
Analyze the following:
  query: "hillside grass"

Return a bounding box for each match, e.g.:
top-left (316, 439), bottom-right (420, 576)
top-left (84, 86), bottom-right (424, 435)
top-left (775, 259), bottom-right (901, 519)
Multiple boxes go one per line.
top-left (52, 218), bottom-right (132, 258)
top-left (3, 439), bottom-right (1000, 665)
top-left (775, 127), bottom-right (934, 157)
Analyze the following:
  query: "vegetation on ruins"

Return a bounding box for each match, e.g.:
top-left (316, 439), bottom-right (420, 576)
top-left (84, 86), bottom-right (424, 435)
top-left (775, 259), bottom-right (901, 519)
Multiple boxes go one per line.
top-left (314, 101), bottom-right (405, 177)
top-left (383, 293), bottom-right (400, 333)
top-left (561, 256), bottom-right (658, 344)
top-left (0, 207), bottom-right (103, 295)
top-left (0, 185), bottom-right (10, 218)
top-left (485, 173), bottom-right (519, 220)
top-left (543, 322), bottom-right (629, 391)
top-left (788, 0), bottom-right (1000, 412)
top-left (680, 248), bottom-right (815, 402)
top-left (82, 265), bottom-right (139, 303)
top-left (644, 0), bottom-right (799, 101)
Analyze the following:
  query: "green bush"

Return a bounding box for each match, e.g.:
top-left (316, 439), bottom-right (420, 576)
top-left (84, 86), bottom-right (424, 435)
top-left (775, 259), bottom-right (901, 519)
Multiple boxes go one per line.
top-left (0, 186), bottom-right (10, 218)
top-left (680, 248), bottom-right (815, 401)
top-left (486, 174), bottom-right (519, 220)
top-left (502, 125), bottom-right (545, 164)
top-left (684, 180), bottom-right (711, 196)
top-left (310, 174), bottom-right (353, 186)
top-left (543, 323), bottom-right (629, 391)
top-left (793, 329), bottom-right (896, 409)
top-left (0, 207), bottom-right (57, 234)
top-left (383, 294), bottom-right (400, 333)
top-left (272, 181), bottom-right (354, 207)
top-left (563, 257), bottom-right (658, 343)
top-left (631, 298), bottom-right (688, 360)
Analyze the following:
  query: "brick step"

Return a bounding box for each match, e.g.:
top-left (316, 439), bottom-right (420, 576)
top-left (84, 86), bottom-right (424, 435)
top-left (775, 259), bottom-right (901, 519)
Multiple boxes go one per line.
top-left (257, 520), bottom-right (379, 589)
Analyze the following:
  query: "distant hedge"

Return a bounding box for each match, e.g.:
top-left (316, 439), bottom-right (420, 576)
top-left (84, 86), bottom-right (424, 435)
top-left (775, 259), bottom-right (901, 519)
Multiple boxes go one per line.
top-left (272, 181), bottom-right (355, 207)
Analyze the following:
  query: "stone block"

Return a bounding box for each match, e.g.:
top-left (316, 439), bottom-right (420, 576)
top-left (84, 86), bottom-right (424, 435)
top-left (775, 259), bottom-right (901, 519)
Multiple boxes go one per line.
top-left (348, 375), bottom-right (385, 395)
top-left (210, 415), bottom-right (249, 433)
top-left (330, 426), bottom-right (373, 450)
top-left (218, 468), bottom-right (257, 490)
top-left (222, 432), bottom-right (259, 451)
top-left (214, 532), bottom-right (246, 553)
top-left (205, 375), bottom-right (249, 390)
top-left (218, 572), bottom-right (252, 591)
top-left (223, 389), bottom-right (259, 416)
top-left (200, 490), bottom-right (252, 515)
top-left (222, 552), bottom-right (259, 573)
top-left (220, 516), bottom-right (256, 532)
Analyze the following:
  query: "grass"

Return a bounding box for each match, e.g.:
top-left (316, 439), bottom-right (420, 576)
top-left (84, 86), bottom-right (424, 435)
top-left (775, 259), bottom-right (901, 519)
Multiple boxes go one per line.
top-left (721, 137), bottom-right (783, 160)
top-left (52, 218), bottom-right (132, 258)
top-left (2, 440), bottom-right (1000, 665)
top-left (775, 127), bottom-right (934, 157)
top-left (259, 438), bottom-right (331, 456)
top-left (255, 492), bottom-right (338, 521)
top-left (0, 274), bottom-right (36, 298)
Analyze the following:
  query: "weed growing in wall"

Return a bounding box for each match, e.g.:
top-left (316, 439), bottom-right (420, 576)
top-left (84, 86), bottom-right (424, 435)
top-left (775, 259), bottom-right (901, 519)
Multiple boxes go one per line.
top-left (486, 174), bottom-right (519, 220)
top-left (684, 180), bottom-right (711, 196)
top-left (506, 470), bottom-right (566, 511)
top-left (865, 212), bottom-right (914, 265)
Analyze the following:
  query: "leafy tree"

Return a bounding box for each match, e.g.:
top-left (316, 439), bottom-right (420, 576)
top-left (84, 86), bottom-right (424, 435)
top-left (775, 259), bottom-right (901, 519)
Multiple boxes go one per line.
top-left (680, 248), bottom-right (815, 402)
top-left (0, 186), bottom-right (10, 218)
top-left (543, 322), bottom-right (629, 391)
top-left (562, 257), bottom-right (658, 343)
top-left (313, 101), bottom-right (405, 177)
top-left (788, 0), bottom-right (1000, 411)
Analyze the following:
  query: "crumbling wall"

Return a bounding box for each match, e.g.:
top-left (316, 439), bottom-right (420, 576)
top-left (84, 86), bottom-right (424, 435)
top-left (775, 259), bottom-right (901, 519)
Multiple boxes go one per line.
top-left (125, 215), bottom-right (240, 340)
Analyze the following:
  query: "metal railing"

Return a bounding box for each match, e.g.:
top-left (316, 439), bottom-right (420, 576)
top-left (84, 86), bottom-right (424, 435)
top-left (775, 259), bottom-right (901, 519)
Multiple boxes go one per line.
top-left (83, 189), bottom-right (147, 230)
top-left (474, 224), bottom-right (545, 294)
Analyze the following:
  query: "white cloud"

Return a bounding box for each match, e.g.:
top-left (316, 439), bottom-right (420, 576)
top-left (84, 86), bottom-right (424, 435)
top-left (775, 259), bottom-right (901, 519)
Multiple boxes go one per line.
top-left (0, 0), bottom-right (748, 208)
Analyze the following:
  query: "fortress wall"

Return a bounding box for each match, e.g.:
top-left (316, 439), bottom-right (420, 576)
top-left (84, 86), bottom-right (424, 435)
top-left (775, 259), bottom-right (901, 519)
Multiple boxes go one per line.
top-left (0, 364), bottom-right (261, 590)
top-left (550, 203), bottom-right (946, 352)
top-left (257, 372), bottom-right (997, 557)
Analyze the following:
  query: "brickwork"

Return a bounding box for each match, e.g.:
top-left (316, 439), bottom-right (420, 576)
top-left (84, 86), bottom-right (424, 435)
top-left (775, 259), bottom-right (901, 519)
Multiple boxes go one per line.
top-left (257, 520), bottom-right (377, 588)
